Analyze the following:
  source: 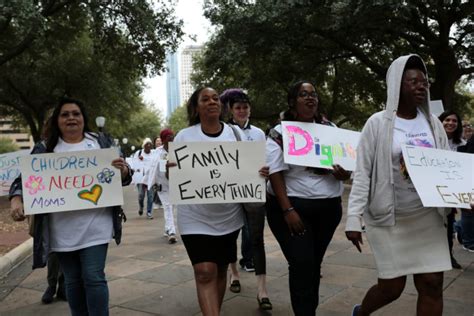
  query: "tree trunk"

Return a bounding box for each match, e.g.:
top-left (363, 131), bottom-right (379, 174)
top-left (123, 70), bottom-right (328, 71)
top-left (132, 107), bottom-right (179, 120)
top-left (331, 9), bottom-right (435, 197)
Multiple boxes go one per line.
top-left (430, 46), bottom-right (460, 111)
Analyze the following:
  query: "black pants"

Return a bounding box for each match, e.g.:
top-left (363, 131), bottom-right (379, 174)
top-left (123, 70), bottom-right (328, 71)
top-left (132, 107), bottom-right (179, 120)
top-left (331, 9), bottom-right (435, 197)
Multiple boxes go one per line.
top-left (266, 195), bottom-right (342, 316)
top-left (447, 209), bottom-right (455, 255)
top-left (243, 203), bottom-right (267, 275)
top-left (47, 253), bottom-right (64, 291)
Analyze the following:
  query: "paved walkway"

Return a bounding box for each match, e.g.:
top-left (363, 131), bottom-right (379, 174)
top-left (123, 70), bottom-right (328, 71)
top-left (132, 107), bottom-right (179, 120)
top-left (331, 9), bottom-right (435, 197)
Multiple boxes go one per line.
top-left (0, 186), bottom-right (473, 315)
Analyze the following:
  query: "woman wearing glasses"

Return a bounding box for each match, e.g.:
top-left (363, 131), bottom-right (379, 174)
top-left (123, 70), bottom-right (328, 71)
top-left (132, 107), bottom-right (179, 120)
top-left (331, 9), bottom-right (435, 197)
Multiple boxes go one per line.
top-left (346, 55), bottom-right (451, 316)
top-left (266, 81), bottom-right (350, 315)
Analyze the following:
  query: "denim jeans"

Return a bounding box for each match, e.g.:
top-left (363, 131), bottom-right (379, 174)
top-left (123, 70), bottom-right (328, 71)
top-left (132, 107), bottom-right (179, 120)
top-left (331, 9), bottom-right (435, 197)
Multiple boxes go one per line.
top-left (459, 210), bottom-right (474, 248)
top-left (56, 244), bottom-right (109, 316)
top-left (137, 184), bottom-right (153, 215)
top-left (266, 195), bottom-right (342, 316)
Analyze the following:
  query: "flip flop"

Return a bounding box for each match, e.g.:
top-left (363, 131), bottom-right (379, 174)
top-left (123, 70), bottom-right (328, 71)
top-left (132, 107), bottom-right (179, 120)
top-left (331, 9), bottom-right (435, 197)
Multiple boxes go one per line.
top-left (257, 296), bottom-right (272, 310)
top-left (229, 280), bottom-right (241, 293)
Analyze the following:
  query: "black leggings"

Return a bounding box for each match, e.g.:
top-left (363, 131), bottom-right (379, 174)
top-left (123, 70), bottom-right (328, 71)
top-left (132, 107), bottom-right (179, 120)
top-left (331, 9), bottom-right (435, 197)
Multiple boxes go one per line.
top-left (266, 195), bottom-right (342, 316)
top-left (243, 203), bottom-right (267, 275)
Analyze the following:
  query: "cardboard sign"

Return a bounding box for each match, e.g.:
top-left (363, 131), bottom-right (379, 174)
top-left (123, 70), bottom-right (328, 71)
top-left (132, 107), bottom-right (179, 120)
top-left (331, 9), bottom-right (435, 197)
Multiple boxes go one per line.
top-left (20, 148), bottom-right (124, 215)
top-left (281, 121), bottom-right (360, 171)
top-left (401, 144), bottom-right (473, 209)
top-left (169, 141), bottom-right (266, 205)
top-left (0, 150), bottom-right (28, 196)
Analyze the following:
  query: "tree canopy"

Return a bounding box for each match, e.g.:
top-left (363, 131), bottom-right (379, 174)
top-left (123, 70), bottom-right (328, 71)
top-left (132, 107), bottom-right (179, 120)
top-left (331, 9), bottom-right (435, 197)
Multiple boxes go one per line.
top-left (0, 0), bottom-right (183, 141)
top-left (194, 0), bottom-right (473, 128)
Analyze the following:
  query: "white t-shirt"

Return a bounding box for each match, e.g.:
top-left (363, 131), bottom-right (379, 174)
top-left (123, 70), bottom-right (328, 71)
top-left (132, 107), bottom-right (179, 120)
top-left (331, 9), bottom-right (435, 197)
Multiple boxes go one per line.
top-left (231, 121), bottom-right (266, 142)
top-left (266, 124), bottom-right (343, 199)
top-left (173, 123), bottom-right (245, 235)
top-left (448, 138), bottom-right (466, 152)
top-left (392, 111), bottom-right (435, 214)
top-left (147, 146), bottom-right (169, 191)
top-left (49, 134), bottom-right (113, 252)
top-left (133, 149), bottom-right (155, 185)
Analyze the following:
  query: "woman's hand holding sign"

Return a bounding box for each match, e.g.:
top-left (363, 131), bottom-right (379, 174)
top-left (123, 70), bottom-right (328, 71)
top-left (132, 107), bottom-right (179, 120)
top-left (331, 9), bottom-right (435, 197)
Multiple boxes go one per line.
top-left (111, 157), bottom-right (129, 178)
top-left (10, 196), bottom-right (25, 222)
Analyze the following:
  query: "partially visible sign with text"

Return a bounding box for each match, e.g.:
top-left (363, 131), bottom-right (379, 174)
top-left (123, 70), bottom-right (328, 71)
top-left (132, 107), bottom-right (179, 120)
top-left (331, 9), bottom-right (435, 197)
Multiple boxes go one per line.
top-left (401, 144), bottom-right (473, 209)
top-left (0, 150), bottom-right (28, 196)
top-left (169, 142), bottom-right (266, 205)
top-left (282, 121), bottom-right (360, 171)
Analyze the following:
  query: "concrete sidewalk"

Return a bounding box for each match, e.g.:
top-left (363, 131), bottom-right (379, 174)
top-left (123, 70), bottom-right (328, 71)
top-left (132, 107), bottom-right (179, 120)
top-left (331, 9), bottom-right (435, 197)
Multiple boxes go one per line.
top-left (0, 186), bottom-right (473, 315)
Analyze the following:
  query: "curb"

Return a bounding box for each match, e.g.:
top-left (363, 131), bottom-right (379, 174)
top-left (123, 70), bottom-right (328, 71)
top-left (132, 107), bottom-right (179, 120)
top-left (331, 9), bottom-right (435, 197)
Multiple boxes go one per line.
top-left (0, 238), bottom-right (33, 278)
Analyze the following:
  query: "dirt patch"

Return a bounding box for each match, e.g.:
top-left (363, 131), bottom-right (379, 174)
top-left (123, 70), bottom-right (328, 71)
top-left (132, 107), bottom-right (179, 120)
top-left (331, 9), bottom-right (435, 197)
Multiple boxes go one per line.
top-left (0, 196), bottom-right (29, 256)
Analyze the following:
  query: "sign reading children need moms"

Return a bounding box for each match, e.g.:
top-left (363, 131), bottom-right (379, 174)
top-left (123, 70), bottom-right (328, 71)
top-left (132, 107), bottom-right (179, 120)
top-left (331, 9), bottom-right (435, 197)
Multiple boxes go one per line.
top-left (20, 148), bottom-right (124, 215)
top-left (281, 121), bottom-right (361, 171)
top-left (169, 142), bottom-right (266, 205)
top-left (401, 144), bottom-right (474, 209)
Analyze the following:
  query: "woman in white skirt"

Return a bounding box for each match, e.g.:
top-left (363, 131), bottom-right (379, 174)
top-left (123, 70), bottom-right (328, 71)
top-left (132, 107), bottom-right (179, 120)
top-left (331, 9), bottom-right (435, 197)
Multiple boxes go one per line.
top-left (346, 54), bottom-right (452, 316)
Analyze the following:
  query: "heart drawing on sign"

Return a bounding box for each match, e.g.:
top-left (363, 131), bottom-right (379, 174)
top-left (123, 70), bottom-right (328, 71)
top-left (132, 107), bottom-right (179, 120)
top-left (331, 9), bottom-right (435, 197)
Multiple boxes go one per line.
top-left (78, 184), bottom-right (103, 205)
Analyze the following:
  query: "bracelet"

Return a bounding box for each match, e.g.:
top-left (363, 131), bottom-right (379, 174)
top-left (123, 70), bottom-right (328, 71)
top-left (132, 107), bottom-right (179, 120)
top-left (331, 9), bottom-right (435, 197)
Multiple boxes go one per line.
top-left (283, 207), bottom-right (295, 216)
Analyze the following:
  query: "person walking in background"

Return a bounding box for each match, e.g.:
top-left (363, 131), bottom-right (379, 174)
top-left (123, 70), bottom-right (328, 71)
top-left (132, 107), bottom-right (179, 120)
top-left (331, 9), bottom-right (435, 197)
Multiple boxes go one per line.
top-left (266, 81), bottom-right (350, 315)
top-left (148, 128), bottom-right (178, 244)
top-left (169, 87), bottom-right (268, 316)
top-left (10, 97), bottom-right (132, 316)
top-left (457, 134), bottom-right (474, 253)
top-left (152, 136), bottom-right (163, 210)
top-left (41, 253), bottom-right (66, 304)
top-left (220, 88), bottom-right (272, 310)
top-left (462, 120), bottom-right (473, 141)
top-left (346, 54), bottom-right (451, 316)
top-left (134, 138), bottom-right (155, 219)
top-left (438, 110), bottom-right (466, 269)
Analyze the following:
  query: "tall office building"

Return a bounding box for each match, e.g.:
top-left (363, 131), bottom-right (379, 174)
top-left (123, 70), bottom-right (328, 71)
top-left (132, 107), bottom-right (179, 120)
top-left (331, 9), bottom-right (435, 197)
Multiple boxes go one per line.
top-left (165, 52), bottom-right (181, 118)
top-left (0, 117), bottom-right (34, 149)
top-left (180, 45), bottom-right (203, 103)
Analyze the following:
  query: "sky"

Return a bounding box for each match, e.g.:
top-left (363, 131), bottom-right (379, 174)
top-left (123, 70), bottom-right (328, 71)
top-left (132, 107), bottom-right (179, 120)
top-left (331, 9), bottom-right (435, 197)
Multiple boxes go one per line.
top-left (142, 0), bottom-right (211, 118)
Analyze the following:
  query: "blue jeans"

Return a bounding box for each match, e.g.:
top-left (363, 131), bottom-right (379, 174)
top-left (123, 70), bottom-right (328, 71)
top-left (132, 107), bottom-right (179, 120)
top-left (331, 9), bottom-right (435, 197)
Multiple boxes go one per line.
top-left (137, 184), bottom-right (153, 215)
top-left (266, 195), bottom-right (342, 316)
top-left (456, 210), bottom-right (474, 248)
top-left (56, 244), bottom-right (109, 316)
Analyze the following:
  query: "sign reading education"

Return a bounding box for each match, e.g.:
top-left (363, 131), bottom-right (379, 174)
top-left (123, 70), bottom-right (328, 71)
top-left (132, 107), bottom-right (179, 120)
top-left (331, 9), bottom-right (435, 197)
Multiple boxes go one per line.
top-left (20, 148), bottom-right (124, 215)
top-left (169, 142), bottom-right (266, 205)
top-left (401, 144), bottom-right (473, 209)
top-left (281, 121), bottom-right (361, 171)
top-left (1, 150), bottom-right (28, 196)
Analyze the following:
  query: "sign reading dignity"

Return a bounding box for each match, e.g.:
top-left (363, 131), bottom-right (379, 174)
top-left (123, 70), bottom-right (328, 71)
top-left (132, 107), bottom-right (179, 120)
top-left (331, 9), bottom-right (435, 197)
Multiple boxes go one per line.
top-left (20, 148), bottom-right (124, 215)
top-left (401, 144), bottom-right (473, 209)
top-left (169, 142), bottom-right (266, 205)
top-left (281, 121), bottom-right (361, 171)
top-left (1, 150), bottom-right (28, 196)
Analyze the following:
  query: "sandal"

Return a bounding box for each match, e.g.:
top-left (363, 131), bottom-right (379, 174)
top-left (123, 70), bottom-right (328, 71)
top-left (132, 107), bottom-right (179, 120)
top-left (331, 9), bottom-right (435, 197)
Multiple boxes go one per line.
top-left (257, 296), bottom-right (272, 310)
top-left (229, 280), bottom-right (241, 293)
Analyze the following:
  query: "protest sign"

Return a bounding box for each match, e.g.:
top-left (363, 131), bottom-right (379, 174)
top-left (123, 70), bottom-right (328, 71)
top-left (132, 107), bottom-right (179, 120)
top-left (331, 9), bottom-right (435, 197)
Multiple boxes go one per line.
top-left (401, 144), bottom-right (473, 209)
top-left (20, 148), bottom-right (123, 215)
top-left (169, 141), bottom-right (265, 205)
top-left (281, 121), bottom-right (360, 171)
top-left (0, 150), bottom-right (28, 196)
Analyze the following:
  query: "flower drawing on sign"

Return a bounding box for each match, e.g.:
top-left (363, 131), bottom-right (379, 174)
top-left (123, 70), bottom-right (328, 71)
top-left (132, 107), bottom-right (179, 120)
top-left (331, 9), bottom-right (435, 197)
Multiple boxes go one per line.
top-left (25, 175), bottom-right (45, 195)
top-left (97, 168), bottom-right (115, 184)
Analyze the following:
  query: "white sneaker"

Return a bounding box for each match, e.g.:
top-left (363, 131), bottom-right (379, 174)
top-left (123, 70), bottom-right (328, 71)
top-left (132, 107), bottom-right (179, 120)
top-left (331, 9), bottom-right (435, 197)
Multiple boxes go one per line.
top-left (462, 245), bottom-right (474, 253)
top-left (168, 233), bottom-right (177, 244)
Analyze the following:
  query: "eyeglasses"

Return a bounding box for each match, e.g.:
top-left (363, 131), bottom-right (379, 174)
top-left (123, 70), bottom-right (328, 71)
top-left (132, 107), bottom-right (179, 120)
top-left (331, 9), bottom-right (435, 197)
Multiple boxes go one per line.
top-left (298, 91), bottom-right (318, 99)
top-left (403, 78), bottom-right (430, 88)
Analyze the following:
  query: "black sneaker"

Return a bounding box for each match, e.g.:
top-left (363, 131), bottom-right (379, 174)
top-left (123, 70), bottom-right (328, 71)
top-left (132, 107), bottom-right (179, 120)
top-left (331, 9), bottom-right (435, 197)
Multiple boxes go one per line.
top-left (241, 261), bottom-right (255, 272)
top-left (451, 256), bottom-right (462, 269)
top-left (56, 287), bottom-right (67, 301)
top-left (138, 210), bottom-right (143, 216)
top-left (41, 286), bottom-right (55, 304)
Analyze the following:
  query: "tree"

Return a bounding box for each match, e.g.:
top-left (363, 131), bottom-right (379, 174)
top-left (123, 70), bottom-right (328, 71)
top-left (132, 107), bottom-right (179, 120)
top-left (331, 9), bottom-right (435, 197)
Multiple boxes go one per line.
top-left (0, 1), bottom-right (183, 141)
top-left (0, 137), bottom-right (18, 154)
top-left (167, 105), bottom-right (189, 134)
top-left (196, 0), bottom-right (473, 127)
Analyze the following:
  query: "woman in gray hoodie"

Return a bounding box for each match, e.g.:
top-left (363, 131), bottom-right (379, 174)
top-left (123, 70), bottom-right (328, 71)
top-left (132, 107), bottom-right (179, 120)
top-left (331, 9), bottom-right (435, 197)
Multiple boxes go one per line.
top-left (346, 55), bottom-right (451, 316)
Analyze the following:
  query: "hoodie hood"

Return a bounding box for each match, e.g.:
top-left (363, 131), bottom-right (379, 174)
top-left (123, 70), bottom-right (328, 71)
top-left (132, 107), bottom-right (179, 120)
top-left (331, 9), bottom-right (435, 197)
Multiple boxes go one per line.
top-left (384, 54), bottom-right (431, 119)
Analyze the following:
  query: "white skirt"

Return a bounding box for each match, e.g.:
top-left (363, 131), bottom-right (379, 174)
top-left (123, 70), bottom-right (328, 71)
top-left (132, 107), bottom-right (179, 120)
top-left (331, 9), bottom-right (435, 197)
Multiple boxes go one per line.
top-left (366, 208), bottom-right (451, 279)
